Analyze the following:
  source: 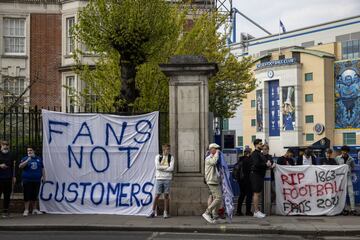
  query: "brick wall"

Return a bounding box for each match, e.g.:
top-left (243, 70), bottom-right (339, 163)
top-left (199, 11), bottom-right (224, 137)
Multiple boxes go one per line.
top-left (30, 13), bottom-right (62, 108)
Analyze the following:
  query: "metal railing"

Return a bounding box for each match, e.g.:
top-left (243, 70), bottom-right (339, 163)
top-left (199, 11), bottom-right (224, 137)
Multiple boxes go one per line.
top-left (0, 106), bottom-right (168, 192)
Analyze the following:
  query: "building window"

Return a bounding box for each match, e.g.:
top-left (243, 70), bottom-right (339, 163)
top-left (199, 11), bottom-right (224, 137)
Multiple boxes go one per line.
top-left (305, 94), bottom-right (313, 102)
top-left (3, 78), bottom-right (25, 107)
top-left (305, 133), bottom-right (314, 142)
top-left (305, 115), bottom-right (314, 123)
top-left (222, 118), bottom-right (229, 130)
top-left (305, 72), bottom-right (313, 81)
top-left (251, 100), bottom-right (256, 108)
top-left (343, 132), bottom-right (356, 145)
top-left (342, 40), bottom-right (360, 59)
top-left (84, 94), bottom-right (97, 112)
top-left (65, 76), bottom-right (76, 113)
top-left (237, 136), bottom-right (243, 146)
top-left (251, 135), bottom-right (256, 143)
top-left (66, 17), bottom-right (75, 54)
top-left (251, 119), bottom-right (256, 127)
top-left (278, 55), bottom-right (285, 60)
top-left (3, 18), bottom-right (25, 54)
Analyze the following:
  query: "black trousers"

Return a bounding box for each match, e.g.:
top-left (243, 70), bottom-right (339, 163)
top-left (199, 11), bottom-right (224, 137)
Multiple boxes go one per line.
top-left (237, 178), bottom-right (252, 214)
top-left (0, 180), bottom-right (12, 213)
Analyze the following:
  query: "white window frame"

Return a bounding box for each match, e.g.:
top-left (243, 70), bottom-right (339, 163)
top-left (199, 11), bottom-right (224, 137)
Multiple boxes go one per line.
top-left (66, 17), bottom-right (75, 55)
top-left (65, 75), bottom-right (78, 113)
top-left (3, 17), bottom-right (26, 55)
top-left (2, 77), bottom-right (26, 107)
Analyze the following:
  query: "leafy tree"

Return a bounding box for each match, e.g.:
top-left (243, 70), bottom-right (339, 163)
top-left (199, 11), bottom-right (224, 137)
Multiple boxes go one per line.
top-left (74, 0), bottom-right (184, 111)
top-left (74, 1), bottom-right (256, 117)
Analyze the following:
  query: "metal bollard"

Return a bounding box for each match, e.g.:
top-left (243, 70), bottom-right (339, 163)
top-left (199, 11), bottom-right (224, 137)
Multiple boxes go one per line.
top-left (263, 169), bottom-right (272, 215)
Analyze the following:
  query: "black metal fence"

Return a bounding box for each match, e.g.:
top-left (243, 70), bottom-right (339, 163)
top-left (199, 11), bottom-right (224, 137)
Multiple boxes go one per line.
top-left (0, 106), bottom-right (169, 192)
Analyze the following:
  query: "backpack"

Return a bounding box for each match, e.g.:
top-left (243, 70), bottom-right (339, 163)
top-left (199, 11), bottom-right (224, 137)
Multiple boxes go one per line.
top-left (232, 160), bottom-right (244, 181)
top-left (159, 154), bottom-right (172, 166)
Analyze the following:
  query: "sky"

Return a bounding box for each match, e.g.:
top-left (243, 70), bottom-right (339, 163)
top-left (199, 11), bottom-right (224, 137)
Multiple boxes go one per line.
top-left (231, 0), bottom-right (360, 39)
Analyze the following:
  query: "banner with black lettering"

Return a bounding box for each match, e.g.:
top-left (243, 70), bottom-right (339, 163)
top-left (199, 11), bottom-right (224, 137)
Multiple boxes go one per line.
top-left (275, 165), bottom-right (348, 216)
top-left (40, 110), bottom-right (158, 215)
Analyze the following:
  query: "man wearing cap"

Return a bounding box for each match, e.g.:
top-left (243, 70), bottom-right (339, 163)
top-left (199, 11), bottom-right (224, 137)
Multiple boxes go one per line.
top-left (202, 143), bottom-right (222, 223)
top-left (336, 145), bottom-right (356, 215)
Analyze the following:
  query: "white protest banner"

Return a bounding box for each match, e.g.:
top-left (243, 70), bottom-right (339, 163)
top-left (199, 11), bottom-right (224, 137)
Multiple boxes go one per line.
top-left (275, 165), bottom-right (348, 216)
top-left (40, 110), bottom-right (158, 216)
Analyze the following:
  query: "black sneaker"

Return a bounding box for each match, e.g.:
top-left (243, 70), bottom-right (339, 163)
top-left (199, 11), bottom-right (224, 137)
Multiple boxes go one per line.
top-left (350, 210), bottom-right (358, 216)
top-left (246, 211), bottom-right (253, 216)
top-left (342, 210), bottom-right (349, 216)
top-left (146, 212), bottom-right (155, 218)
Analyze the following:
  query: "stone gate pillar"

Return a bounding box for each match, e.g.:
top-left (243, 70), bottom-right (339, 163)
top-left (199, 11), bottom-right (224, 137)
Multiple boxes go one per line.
top-left (160, 55), bottom-right (218, 216)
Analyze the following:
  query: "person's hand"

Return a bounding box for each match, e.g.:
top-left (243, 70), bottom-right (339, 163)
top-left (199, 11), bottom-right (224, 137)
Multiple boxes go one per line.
top-left (266, 160), bottom-right (271, 167)
top-left (0, 163), bottom-right (8, 169)
top-left (271, 163), bottom-right (276, 169)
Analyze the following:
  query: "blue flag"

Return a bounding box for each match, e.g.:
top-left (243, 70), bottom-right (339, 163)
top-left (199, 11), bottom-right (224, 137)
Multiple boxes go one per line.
top-left (217, 152), bottom-right (234, 222)
top-left (280, 20), bottom-right (286, 33)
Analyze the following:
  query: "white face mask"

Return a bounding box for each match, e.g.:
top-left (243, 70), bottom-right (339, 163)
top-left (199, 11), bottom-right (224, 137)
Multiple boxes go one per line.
top-left (28, 153), bottom-right (35, 157)
top-left (2, 149), bottom-right (9, 154)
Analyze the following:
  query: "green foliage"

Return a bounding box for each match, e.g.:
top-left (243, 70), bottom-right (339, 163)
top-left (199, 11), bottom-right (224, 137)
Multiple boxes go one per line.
top-left (74, 0), bottom-right (183, 64)
top-left (73, 1), bottom-right (256, 117)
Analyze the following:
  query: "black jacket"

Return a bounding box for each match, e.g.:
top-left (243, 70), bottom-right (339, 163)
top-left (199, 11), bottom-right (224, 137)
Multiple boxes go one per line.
top-left (250, 149), bottom-right (267, 176)
top-left (240, 155), bottom-right (252, 179)
top-left (0, 152), bottom-right (15, 181)
top-left (264, 154), bottom-right (274, 180)
top-left (296, 155), bottom-right (317, 165)
top-left (277, 156), bottom-right (295, 166)
top-left (320, 157), bottom-right (338, 165)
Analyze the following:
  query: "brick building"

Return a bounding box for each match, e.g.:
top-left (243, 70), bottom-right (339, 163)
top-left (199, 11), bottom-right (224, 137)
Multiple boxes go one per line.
top-left (0, 0), bottom-right (62, 109)
top-left (0, 0), bottom-right (216, 112)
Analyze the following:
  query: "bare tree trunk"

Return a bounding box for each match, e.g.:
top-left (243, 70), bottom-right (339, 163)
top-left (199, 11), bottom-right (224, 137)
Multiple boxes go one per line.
top-left (115, 60), bottom-right (139, 112)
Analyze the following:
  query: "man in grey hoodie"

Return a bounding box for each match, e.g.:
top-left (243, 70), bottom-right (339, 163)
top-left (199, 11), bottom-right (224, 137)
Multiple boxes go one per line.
top-left (202, 143), bottom-right (222, 224)
top-left (335, 145), bottom-right (356, 215)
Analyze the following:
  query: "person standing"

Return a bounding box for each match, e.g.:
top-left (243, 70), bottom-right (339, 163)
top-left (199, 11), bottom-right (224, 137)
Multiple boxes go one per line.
top-left (234, 148), bottom-right (252, 216)
top-left (297, 148), bottom-right (317, 165)
top-left (277, 149), bottom-right (295, 166)
top-left (19, 146), bottom-right (45, 216)
top-left (148, 143), bottom-right (174, 219)
top-left (0, 141), bottom-right (16, 218)
top-left (202, 143), bottom-right (222, 223)
top-left (320, 148), bottom-right (337, 165)
top-left (336, 145), bottom-right (356, 215)
top-left (250, 139), bottom-right (271, 218)
top-left (262, 144), bottom-right (275, 208)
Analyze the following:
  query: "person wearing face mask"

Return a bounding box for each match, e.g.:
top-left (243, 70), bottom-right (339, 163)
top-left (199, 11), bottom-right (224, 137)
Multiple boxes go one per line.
top-left (335, 145), bottom-right (356, 215)
top-left (19, 146), bottom-right (45, 217)
top-left (0, 141), bottom-right (16, 218)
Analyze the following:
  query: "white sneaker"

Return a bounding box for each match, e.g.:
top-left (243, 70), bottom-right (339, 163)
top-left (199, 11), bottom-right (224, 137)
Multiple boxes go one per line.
top-left (163, 211), bottom-right (170, 219)
top-left (253, 211), bottom-right (266, 218)
top-left (202, 212), bottom-right (214, 223)
top-left (23, 210), bottom-right (29, 217)
top-left (32, 209), bottom-right (43, 215)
